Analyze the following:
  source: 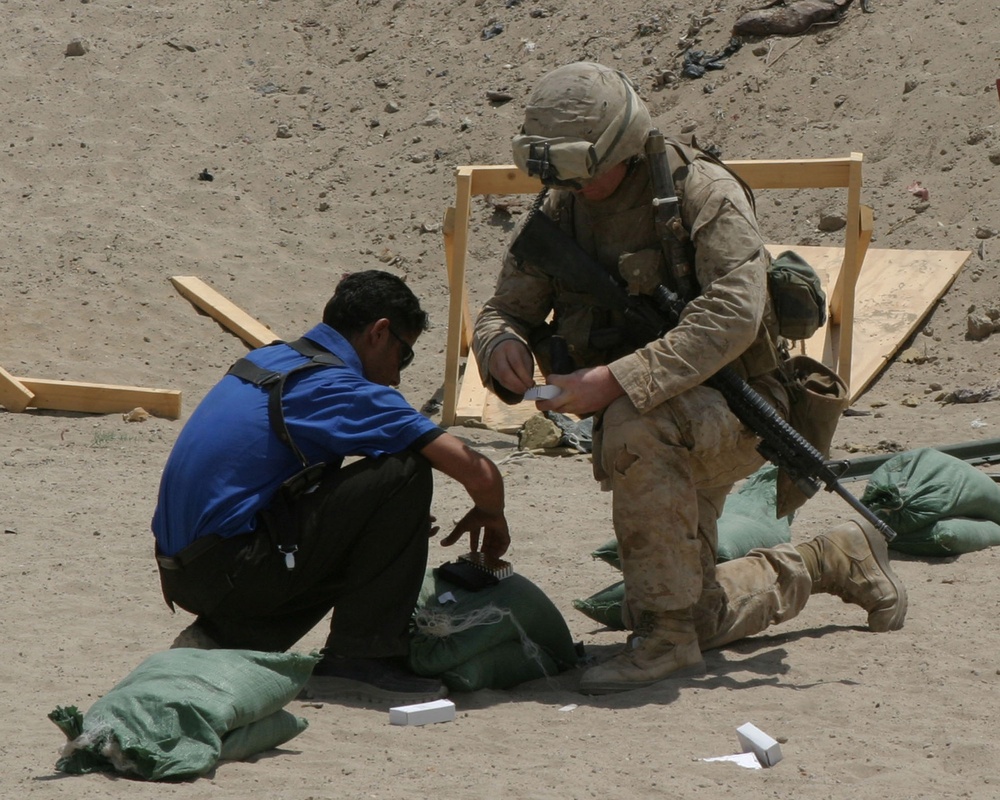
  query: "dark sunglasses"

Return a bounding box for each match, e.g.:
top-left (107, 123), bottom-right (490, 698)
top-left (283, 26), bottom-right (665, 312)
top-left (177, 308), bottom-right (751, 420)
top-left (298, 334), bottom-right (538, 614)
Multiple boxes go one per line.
top-left (387, 327), bottom-right (415, 370)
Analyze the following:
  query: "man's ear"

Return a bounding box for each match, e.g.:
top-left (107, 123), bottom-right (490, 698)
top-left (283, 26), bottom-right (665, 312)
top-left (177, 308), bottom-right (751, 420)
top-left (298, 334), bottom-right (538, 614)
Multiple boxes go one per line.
top-left (367, 317), bottom-right (391, 345)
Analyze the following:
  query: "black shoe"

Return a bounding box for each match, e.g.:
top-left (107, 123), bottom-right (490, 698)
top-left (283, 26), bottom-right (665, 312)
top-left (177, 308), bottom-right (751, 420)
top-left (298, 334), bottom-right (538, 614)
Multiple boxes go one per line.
top-left (302, 655), bottom-right (447, 706)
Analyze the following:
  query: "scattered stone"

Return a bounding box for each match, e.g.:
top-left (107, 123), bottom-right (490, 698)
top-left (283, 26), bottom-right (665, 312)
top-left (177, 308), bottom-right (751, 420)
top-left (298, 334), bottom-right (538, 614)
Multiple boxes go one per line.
top-left (482, 22), bottom-right (504, 40)
top-left (974, 227), bottom-right (996, 239)
top-left (903, 78), bottom-right (919, 94)
top-left (967, 312), bottom-right (997, 340)
top-left (734, 0), bottom-right (851, 36)
top-left (989, 151), bottom-right (1000, 166)
top-left (384, 101), bottom-right (400, 113)
top-left (907, 181), bottom-right (929, 201)
top-left (65, 38), bottom-right (89, 57)
top-left (899, 347), bottom-right (933, 364)
top-left (967, 128), bottom-right (992, 146)
top-left (276, 123), bottom-right (293, 139)
top-left (422, 109), bottom-right (443, 126)
top-left (901, 395), bottom-right (921, 407)
top-left (486, 90), bottom-right (514, 103)
top-left (518, 413), bottom-right (562, 451)
top-left (420, 221), bottom-right (442, 234)
top-left (943, 386), bottom-right (1000, 404)
top-left (833, 94), bottom-right (847, 108)
top-left (818, 212), bottom-right (846, 232)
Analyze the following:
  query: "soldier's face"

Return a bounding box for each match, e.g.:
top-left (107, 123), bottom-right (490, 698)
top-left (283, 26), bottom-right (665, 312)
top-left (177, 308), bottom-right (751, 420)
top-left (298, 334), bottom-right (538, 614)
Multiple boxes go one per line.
top-left (575, 161), bottom-right (628, 202)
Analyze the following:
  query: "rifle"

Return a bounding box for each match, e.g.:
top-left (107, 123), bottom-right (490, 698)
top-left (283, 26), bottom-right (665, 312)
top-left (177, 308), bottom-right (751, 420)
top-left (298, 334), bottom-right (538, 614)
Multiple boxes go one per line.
top-left (510, 202), bottom-right (898, 543)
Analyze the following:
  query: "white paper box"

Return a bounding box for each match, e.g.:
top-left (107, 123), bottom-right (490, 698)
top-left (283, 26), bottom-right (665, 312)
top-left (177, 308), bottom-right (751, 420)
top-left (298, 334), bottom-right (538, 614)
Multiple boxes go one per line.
top-left (736, 722), bottom-right (783, 767)
top-left (389, 699), bottom-right (456, 726)
top-left (523, 384), bottom-right (561, 400)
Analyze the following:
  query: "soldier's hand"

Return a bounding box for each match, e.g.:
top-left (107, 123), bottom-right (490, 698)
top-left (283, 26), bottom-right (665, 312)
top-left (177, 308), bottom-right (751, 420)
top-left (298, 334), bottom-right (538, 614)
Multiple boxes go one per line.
top-left (489, 339), bottom-right (535, 395)
top-left (539, 365), bottom-right (626, 416)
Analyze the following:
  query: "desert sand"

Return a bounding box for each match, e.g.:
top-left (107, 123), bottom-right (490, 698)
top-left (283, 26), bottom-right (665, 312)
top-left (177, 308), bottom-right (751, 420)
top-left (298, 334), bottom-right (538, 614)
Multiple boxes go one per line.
top-left (3, 0), bottom-right (1000, 797)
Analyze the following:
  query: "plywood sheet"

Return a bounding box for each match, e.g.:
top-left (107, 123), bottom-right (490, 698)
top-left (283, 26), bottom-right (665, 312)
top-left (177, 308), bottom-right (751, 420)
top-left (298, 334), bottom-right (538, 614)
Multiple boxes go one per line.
top-left (786, 245), bottom-right (970, 399)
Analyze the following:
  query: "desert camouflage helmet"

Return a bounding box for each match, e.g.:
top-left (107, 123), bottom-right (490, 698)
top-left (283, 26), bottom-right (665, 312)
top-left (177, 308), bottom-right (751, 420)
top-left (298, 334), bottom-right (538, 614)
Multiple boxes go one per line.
top-left (512, 62), bottom-right (651, 188)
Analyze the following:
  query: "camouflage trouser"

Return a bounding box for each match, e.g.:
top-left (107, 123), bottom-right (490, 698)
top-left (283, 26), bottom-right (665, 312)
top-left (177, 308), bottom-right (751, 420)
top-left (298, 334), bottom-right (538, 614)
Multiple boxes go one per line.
top-left (595, 378), bottom-right (812, 648)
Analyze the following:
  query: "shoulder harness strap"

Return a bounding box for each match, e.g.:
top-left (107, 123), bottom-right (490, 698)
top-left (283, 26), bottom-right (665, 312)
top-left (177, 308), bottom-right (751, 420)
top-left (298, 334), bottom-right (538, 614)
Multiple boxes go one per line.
top-left (226, 337), bottom-right (344, 468)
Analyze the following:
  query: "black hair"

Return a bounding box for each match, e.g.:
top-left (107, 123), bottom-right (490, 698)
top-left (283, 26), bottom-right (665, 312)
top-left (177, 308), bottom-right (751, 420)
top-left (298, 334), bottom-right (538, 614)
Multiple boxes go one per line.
top-left (322, 270), bottom-right (429, 337)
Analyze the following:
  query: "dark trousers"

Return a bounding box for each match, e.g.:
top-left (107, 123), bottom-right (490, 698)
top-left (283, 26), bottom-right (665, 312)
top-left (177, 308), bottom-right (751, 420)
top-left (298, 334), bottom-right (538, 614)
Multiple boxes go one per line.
top-left (158, 451), bottom-right (433, 657)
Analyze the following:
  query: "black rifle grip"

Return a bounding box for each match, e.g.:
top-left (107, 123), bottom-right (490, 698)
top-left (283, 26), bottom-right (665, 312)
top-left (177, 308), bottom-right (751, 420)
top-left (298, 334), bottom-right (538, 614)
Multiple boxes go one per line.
top-left (549, 335), bottom-right (574, 374)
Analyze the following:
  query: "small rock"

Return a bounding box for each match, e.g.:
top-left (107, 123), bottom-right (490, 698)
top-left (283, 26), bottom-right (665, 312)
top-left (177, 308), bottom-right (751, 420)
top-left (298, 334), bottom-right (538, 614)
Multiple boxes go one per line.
top-left (974, 227), bottom-right (996, 239)
top-left (422, 109), bottom-right (443, 126)
top-left (276, 123), bottom-right (293, 139)
top-left (967, 313), bottom-right (995, 340)
top-left (833, 94), bottom-right (847, 108)
top-left (384, 101), bottom-right (400, 113)
top-left (818, 213), bottom-right (846, 232)
top-left (122, 407), bottom-right (150, 423)
top-left (65, 38), bottom-right (89, 57)
top-left (903, 78), bottom-right (919, 94)
top-left (518, 413), bottom-right (562, 450)
top-left (482, 22), bottom-right (504, 39)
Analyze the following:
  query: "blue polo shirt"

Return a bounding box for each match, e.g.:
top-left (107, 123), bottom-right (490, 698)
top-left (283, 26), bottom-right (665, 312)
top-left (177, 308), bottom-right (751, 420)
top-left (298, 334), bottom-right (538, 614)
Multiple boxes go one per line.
top-left (151, 323), bottom-right (442, 556)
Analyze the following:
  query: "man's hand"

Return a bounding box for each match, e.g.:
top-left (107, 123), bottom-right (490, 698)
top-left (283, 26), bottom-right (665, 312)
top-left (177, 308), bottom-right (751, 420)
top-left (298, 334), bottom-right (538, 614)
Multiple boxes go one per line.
top-left (537, 365), bottom-right (626, 416)
top-left (488, 339), bottom-right (535, 395)
top-left (440, 506), bottom-right (510, 560)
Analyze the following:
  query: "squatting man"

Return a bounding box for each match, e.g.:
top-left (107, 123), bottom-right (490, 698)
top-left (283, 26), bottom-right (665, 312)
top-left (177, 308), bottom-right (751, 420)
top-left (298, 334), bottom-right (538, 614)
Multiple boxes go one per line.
top-left (152, 270), bottom-right (510, 705)
top-left (472, 61), bottom-right (907, 694)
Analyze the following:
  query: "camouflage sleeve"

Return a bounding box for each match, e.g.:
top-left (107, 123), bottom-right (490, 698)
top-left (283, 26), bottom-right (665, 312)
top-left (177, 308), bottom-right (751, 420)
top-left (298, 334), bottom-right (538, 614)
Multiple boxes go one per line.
top-left (472, 216), bottom-right (556, 395)
top-left (608, 158), bottom-right (770, 411)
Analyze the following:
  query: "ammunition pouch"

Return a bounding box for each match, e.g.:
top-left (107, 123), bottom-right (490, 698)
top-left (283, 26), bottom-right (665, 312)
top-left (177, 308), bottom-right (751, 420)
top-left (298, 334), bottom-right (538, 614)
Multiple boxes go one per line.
top-left (775, 356), bottom-right (850, 517)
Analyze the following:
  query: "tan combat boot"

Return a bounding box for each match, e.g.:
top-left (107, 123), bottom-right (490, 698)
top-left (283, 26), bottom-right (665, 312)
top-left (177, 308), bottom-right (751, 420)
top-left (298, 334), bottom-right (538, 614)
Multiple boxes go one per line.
top-left (579, 610), bottom-right (706, 695)
top-left (797, 518), bottom-right (907, 632)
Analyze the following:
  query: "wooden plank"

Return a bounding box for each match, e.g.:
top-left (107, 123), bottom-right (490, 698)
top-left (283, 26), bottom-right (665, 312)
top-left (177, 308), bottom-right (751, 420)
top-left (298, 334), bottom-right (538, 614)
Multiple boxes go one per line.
top-left (171, 276), bottom-right (278, 348)
top-left (442, 171), bottom-right (475, 427)
top-left (727, 155), bottom-right (861, 190)
top-left (455, 348), bottom-right (490, 425)
top-left (0, 366), bottom-right (35, 412)
top-left (458, 158), bottom-right (866, 194)
top-left (15, 377), bottom-right (182, 419)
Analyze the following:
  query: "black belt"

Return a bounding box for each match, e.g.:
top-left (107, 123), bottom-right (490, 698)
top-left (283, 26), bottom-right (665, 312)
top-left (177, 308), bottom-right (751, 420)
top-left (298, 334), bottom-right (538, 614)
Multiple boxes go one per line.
top-left (155, 534), bottom-right (223, 571)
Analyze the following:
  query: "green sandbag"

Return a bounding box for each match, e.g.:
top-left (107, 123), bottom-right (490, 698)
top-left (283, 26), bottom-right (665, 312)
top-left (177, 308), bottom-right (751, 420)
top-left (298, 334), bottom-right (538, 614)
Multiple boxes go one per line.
top-left (219, 709), bottom-right (309, 762)
top-left (716, 465), bottom-right (791, 560)
top-left (881, 517), bottom-right (1000, 557)
top-left (438, 640), bottom-right (566, 693)
top-left (572, 580), bottom-right (626, 630)
top-left (408, 569), bottom-right (578, 691)
top-left (862, 448), bottom-right (1000, 538)
top-left (49, 649), bottom-right (317, 781)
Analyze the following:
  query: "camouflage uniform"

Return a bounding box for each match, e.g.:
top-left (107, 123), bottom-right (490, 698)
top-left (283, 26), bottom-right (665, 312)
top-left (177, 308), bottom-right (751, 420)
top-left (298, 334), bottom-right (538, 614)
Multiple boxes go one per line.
top-left (473, 146), bottom-right (815, 649)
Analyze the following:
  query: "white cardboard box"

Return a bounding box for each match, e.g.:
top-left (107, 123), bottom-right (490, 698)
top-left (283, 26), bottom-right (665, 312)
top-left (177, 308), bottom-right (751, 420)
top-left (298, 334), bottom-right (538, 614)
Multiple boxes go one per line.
top-left (736, 722), bottom-right (783, 767)
top-left (389, 699), bottom-right (456, 727)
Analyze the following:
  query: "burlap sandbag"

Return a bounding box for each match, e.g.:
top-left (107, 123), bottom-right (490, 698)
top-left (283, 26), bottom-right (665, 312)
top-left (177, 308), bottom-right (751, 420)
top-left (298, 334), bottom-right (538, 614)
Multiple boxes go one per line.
top-left (776, 355), bottom-right (850, 518)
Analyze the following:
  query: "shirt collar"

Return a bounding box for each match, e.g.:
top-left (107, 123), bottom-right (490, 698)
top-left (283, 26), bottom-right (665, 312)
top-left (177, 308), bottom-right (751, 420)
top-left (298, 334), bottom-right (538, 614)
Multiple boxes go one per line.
top-left (300, 323), bottom-right (364, 373)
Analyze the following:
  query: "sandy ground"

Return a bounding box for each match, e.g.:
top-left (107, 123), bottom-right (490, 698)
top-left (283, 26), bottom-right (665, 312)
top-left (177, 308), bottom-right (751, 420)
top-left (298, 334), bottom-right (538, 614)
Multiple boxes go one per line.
top-left (3, 0), bottom-right (1000, 797)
